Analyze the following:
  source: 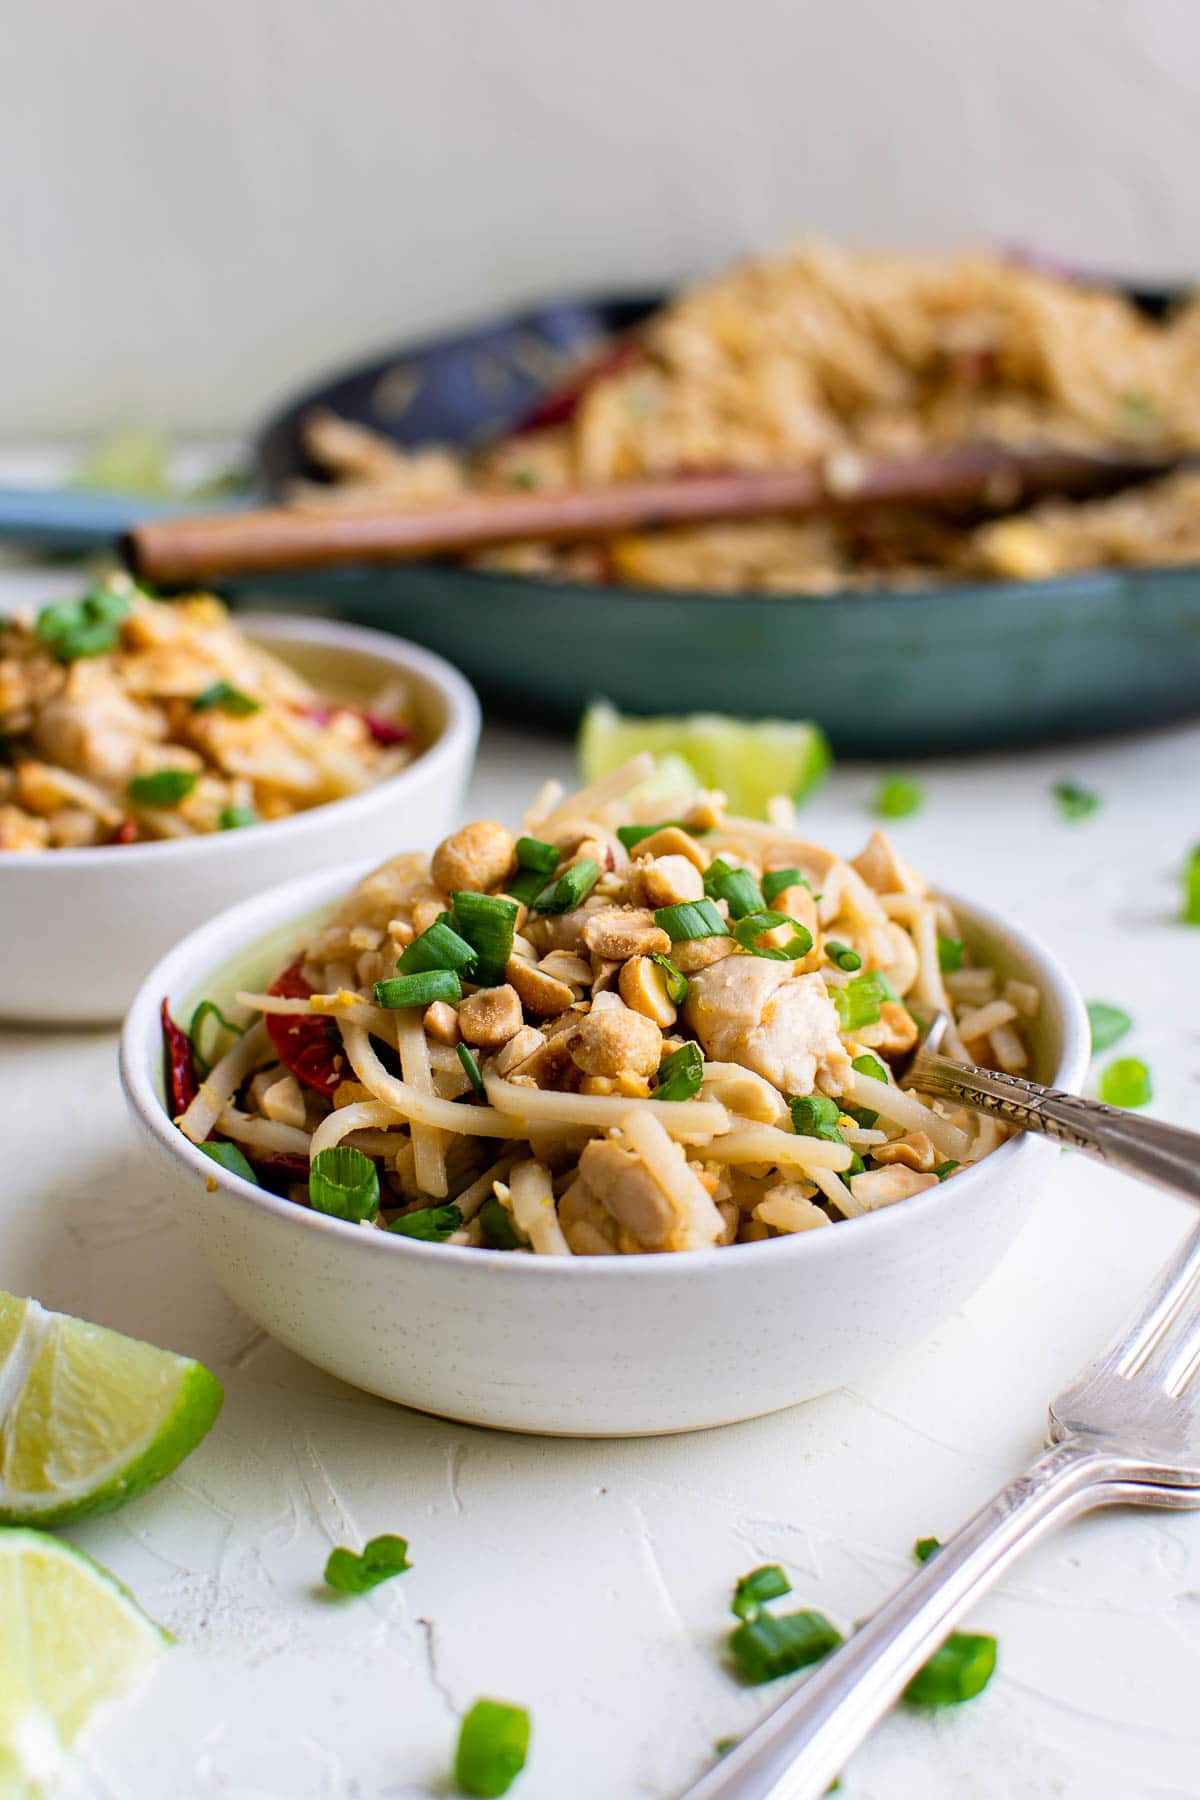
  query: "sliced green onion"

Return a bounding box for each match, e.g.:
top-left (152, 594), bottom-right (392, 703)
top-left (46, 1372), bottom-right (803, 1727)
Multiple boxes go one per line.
top-left (309, 1146), bottom-right (379, 1222)
top-left (1053, 780), bottom-right (1099, 822)
top-left (732, 910), bottom-right (813, 962)
top-left (655, 899), bottom-right (729, 943)
top-left (933, 1161), bottom-right (960, 1181)
top-left (913, 1536), bottom-right (942, 1565)
top-left (398, 916), bottom-right (477, 978)
top-left (704, 858), bottom-right (764, 920)
top-left (451, 890), bottom-right (521, 986)
top-left (188, 999), bottom-right (245, 1074)
top-left (323, 1534), bottom-right (411, 1596)
top-left (731, 1564), bottom-right (792, 1622)
top-left (653, 1042), bottom-right (703, 1103)
top-left (617, 820), bottom-right (691, 852)
top-left (825, 939), bottom-right (862, 973)
top-left (507, 835), bottom-right (560, 905)
top-left (457, 1043), bottom-right (486, 1100)
top-left (831, 972), bottom-right (889, 1032)
top-left (937, 934), bottom-right (964, 972)
top-left (531, 858), bottom-right (600, 916)
top-left (874, 774), bottom-right (923, 819)
top-left (789, 1093), bottom-right (845, 1145)
top-left (479, 1196), bottom-right (528, 1251)
top-left (34, 586), bottom-right (131, 663)
top-left (374, 969), bottom-right (462, 1009)
top-left (714, 1737), bottom-right (739, 1759)
top-left (762, 867), bottom-right (809, 905)
top-left (1183, 845), bottom-right (1200, 925)
top-left (454, 1698), bottom-right (531, 1798)
top-left (904, 1633), bottom-right (996, 1707)
top-left (128, 768), bottom-right (198, 807)
top-left (1100, 1057), bottom-right (1152, 1109)
top-left (649, 954), bottom-right (688, 1004)
top-left (218, 804), bottom-right (258, 831)
top-left (1087, 1000), bottom-right (1133, 1054)
top-left (729, 1610), bottom-right (843, 1685)
top-left (197, 1140), bottom-right (258, 1185)
top-left (389, 1203), bottom-right (463, 1242)
top-left (190, 679), bottom-right (261, 716)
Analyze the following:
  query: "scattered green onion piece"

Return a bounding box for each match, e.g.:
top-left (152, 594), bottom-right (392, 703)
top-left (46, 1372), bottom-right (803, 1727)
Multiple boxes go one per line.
top-left (398, 916), bottom-right (477, 978)
top-left (654, 899), bottom-right (729, 943)
top-left (933, 1161), bottom-right (960, 1181)
top-left (190, 679), bottom-right (261, 716)
top-left (653, 1042), bottom-right (704, 1103)
top-left (729, 1610), bottom-right (843, 1685)
top-left (197, 1141), bottom-right (258, 1185)
top-left (831, 972), bottom-right (889, 1032)
top-left (34, 586), bottom-right (131, 662)
top-left (218, 804), bottom-right (257, 831)
top-left (451, 891), bottom-right (521, 986)
top-left (531, 858), bottom-right (600, 916)
top-left (479, 1197), bottom-right (528, 1252)
top-left (1086, 1001), bottom-right (1133, 1054)
top-left (374, 969), bottom-right (463, 1009)
top-left (188, 999), bottom-right (245, 1074)
top-left (1053, 780), bottom-right (1099, 822)
top-left (874, 774), bottom-right (923, 819)
top-left (127, 768), bottom-right (198, 807)
top-left (457, 1043), bottom-right (486, 1100)
top-left (762, 867), bottom-right (809, 905)
top-left (454, 1698), bottom-right (531, 1798)
top-left (937, 934), bottom-right (965, 972)
top-left (506, 835), bottom-right (560, 905)
top-left (617, 820), bottom-right (692, 852)
top-left (913, 1536), bottom-right (942, 1565)
top-left (825, 939), bottom-right (862, 973)
top-left (731, 1564), bottom-right (792, 1622)
top-left (389, 1203), bottom-right (462, 1242)
top-left (904, 1632), bottom-right (996, 1707)
top-left (309, 1146), bottom-right (379, 1222)
top-left (649, 953), bottom-right (688, 1005)
top-left (704, 858), bottom-right (764, 920)
top-left (789, 1093), bottom-right (845, 1146)
top-left (323, 1534), bottom-right (411, 1596)
top-left (1182, 845), bottom-right (1200, 925)
top-left (733, 910), bottom-right (814, 962)
top-left (714, 1737), bottom-right (739, 1759)
top-left (1100, 1057), bottom-right (1152, 1109)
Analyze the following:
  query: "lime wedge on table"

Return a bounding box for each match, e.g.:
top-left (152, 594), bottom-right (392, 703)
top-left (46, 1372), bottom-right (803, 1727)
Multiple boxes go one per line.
top-left (578, 702), bottom-right (831, 819)
top-left (0, 1293), bottom-right (223, 1527)
top-left (0, 1529), bottom-right (168, 1798)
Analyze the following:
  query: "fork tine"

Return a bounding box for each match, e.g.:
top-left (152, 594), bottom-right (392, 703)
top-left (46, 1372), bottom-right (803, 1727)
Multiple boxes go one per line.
top-left (1069, 1221), bottom-right (1200, 1390)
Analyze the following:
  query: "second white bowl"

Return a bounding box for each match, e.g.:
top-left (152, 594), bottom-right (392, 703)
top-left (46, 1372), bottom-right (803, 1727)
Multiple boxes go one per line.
top-left (121, 863), bottom-right (1090, 1437)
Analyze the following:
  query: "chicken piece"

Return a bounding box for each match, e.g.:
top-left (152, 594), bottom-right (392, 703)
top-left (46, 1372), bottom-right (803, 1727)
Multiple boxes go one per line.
top-left (31, 661), bottom-right (161, 788)
top-left (683, 956), bottom-right (851, 1097)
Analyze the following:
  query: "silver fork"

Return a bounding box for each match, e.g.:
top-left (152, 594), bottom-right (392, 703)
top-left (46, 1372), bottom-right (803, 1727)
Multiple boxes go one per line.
top-left (682, 1217), bottom-right (1200, 1800)
top-left (902, 1010), bottom-right (1200, 1204)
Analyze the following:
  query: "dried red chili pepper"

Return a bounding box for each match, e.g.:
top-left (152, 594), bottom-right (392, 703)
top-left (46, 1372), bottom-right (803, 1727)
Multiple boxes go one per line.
top-left (110, 817), bottom-right (139, 846)
top-left (265, 959), bottom-right (341, 1096)
top-left (296, 704), bottom-right (411, 747)
top-left (514, 338), bottom-right (646, 434)
top-left (161, 998), bottom-right (199, 1115)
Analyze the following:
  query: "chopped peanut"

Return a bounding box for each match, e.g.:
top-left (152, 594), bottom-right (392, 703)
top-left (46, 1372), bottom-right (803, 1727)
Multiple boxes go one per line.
top-left (431, 820), bottom-right (515, 895)
top-left (619, 955), bottom-right (678, 1028)
top-left (629, 825), bottom-right (708, 871)
top-left (565, 999), bottom-right (662, 1078)
top-left (458, 983), bottom-right (523, 1047)
top-left (581, 907), bottom-right (671, 961)
top-left (872, 1130), bottom-right (937, 1172)
top-left (423, 1000), bottom-right (460, 1044)
top-left (637, 854), bottom-right (705, 908)
top-left (506, 955), bottom-right (576, 1018)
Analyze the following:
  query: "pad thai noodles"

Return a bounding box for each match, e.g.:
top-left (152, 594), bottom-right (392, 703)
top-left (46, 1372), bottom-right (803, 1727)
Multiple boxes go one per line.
top-left (166, 759), bottom-right (1038, 1255)
top-left (0, 578), bottom-right (419, 851)
top-left (295, 244), bottom-right (1200, 594)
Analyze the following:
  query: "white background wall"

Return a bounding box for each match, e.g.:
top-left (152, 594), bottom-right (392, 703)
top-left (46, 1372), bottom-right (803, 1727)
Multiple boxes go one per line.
top-left (3, 0), bottom-right (1198, 435)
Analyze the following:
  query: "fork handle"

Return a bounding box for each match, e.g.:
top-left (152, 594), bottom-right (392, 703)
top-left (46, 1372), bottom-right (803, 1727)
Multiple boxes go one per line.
top-left (681, 1438), bottom-right (1124, 1800)
top-left (913, 1056), bottom-right (1200, 1206)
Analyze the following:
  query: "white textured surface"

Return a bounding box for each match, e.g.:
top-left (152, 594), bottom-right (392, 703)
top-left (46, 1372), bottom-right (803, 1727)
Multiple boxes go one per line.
top-left (3, 553), bottom-right (1200, 1794)
top-left (2, 0), bottom-right (1199, 433)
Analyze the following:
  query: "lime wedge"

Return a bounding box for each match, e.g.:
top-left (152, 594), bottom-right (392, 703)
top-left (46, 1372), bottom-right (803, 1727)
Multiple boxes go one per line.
top-left (0, 1529), bottom-right (168, 1797)
top-left (578, 702), bottom-right (831, 819)
top-left (0, 1293), bottom-right (223, 1528)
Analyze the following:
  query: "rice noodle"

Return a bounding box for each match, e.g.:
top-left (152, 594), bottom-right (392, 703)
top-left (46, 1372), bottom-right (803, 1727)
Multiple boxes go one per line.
top-left (700, 1123), bottom-right (853, 1173)
top-left (617, 1110), bottom-right (724, 1250)
top-left (341, 1024), bottom-right (532, 1138)
top-left (508, 1159), bottom-right (572, 1255)
top-left (840, 1068), bottom-right (971, 1160)
top-left (310, 1100), bottom-right (401, 1158)
top-left (483, 1072), bottom-right (728, 1144)
top-left (536, 755), bottom-right (655, 836)
top-left (178, 1020), bottom-right (271, 1142)
top-left (393, 1010), bottom-right (448, 1199)
top-left (217, 1104), bottom-right (311, 1155)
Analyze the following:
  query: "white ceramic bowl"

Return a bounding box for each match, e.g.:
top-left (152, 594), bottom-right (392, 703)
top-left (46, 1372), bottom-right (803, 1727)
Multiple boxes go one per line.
top-left (121, 860), bottom-right (1090, 1437)
top-left (1, 616), bottom-right (480, 1023)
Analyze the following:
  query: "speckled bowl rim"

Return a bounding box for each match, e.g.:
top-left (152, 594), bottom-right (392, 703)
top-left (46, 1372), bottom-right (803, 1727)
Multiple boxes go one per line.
top-left (121, 852), bottom-right (1091, 1279)
top-left (0, 615), bottom-right (481, 871)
